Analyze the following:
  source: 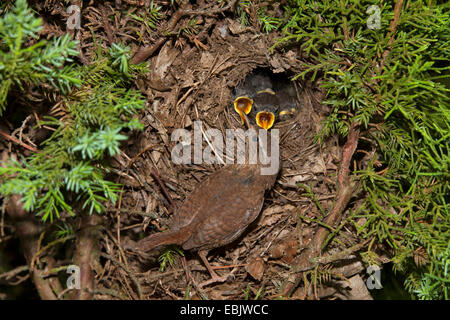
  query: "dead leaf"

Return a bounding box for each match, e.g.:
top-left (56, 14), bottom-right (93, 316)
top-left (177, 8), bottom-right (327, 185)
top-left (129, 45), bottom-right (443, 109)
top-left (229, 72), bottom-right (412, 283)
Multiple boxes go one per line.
top-left (246, 257), bottom-right (265, 281)
top-left (269, 238), bottom-right (299, 264)
top-left (152, 41), bottom-right (179, 79)
top-left (270, 245), bottom-right (285, 259)
top-left (200, 51), bottom-right (215, 69)
top-left (261, 213), bottom-right (283, 226)
top-left (227, 18), bottom-right (246, 34)
top-left (285, 50), bottom-right (298, 66)
top-left (261, 204), bottom-right (294, 226)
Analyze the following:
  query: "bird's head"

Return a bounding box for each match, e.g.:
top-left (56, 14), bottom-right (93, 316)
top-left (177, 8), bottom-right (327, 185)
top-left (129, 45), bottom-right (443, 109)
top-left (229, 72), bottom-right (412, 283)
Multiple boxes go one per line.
top-left (232, 73), bottom-right (297, 130)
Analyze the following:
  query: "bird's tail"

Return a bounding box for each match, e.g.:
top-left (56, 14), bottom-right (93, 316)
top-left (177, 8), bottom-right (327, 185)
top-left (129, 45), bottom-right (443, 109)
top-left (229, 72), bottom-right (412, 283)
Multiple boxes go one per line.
top-left (138, 230), bottom-right (185, 252)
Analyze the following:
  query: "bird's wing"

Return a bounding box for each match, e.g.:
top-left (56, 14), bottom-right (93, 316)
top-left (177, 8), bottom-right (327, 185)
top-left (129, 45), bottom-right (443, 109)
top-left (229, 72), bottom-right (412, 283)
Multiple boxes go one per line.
top-left (171, 167), bottom-right (230, 230)
top-left (181, 166), bottom-right (268, 250)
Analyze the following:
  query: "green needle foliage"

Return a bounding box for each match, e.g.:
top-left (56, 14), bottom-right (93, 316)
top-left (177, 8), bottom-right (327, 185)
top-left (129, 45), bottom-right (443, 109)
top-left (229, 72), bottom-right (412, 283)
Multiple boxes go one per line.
top-left (275, 0), bottom-right (449, 299)
top-left (236, 0), bottom-right (282, 33)
top-left (0, 54), bottom-right (146, 221)
top-left (0, 0), bottom-right (81, 113)
top-left (158, 245), bottom-right (185, 272)
top-left (129, 1), bottom-right (162, 40)
top-left (0, 1), bottom-right (146, 222)
top-left (258, 6), bottom-right (281, 33)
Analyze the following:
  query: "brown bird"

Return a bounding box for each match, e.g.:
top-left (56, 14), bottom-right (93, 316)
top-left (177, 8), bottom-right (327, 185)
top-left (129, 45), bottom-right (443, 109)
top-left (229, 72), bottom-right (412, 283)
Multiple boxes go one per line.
top-left (138, 163), bottom-right (277, 286)
top-left (138, 72), bottom-right (294, 286)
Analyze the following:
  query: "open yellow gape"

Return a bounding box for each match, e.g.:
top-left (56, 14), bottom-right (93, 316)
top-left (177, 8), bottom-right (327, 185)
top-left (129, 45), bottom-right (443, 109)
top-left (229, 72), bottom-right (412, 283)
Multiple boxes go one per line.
top-left (233, 96), bottom-right (253, 125)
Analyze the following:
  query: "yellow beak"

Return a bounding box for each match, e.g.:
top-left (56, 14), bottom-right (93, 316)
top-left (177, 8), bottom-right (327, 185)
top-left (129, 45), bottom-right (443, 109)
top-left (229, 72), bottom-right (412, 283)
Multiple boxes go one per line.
top-left (279, 107), bottom-right (297, 117)
top-left (233, 96), bottom-right (253, 125)
top-left (256, 111), bottom-right (275, 130)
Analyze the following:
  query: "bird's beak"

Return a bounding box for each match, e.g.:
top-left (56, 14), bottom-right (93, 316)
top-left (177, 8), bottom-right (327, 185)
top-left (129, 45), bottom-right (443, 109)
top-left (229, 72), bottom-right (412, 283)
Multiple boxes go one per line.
top-left (256, 88), bottom-right (276, 95)
top-left (233, 96), bottom-right (253, 125)
top-left (256, 111), bottom-right (275, 130)
top-left (279, 107), bottom-right (297, 118)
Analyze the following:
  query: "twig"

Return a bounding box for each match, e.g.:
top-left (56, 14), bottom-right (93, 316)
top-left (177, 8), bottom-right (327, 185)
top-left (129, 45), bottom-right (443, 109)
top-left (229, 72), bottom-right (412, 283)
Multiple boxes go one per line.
top-left (130, 1), bottom-right (237, 64)
top-left (0, 265), bottom-right (29, 281)
top-left (100, 4), bottom-right (114, 45)
top-left (0, 201), bottom-right (5, 238)
top-left (200, 124), bottom-right (225, 165)
top-left (0, 130), bottom-right (40, 153)
top-left (6, 194), bottom-right (58, 299)
top-left (30, 235), bottom-right (75, 271)
top-left (105, 229), bottom-right (131, 272)
top-left (71, 214), bottom-right (102, 300)
top-left (211, 263), bottom-right (247, 270)
top-left (8, 273), bottom-right (30, 285)
top-left (184, 0), bottom-right (237, 16)
top-left (100, 252), bottom-right (143, 300)
top-left (280, 122), bottom-right (360, 297)
top-left (41, 265), bottom-right (71, 277)
top-left (107, 208), bottom-right (159, 218)
top-left (337, 122), bottom-right (360, 189)
top-left (123, 147), bottom-right (176, 211)
top-left (314, 239), bottom-right (371, 265)
top-left (378, 0), bottom-right (404, 73)
top-left (57, 287), bottom-right (74, 300)
top-left (150, 168), bottom-right (176, 210)
top-left (297, 183), bottom-right (327, 217)
top-left (130, 10), bottom-right (182, 65)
